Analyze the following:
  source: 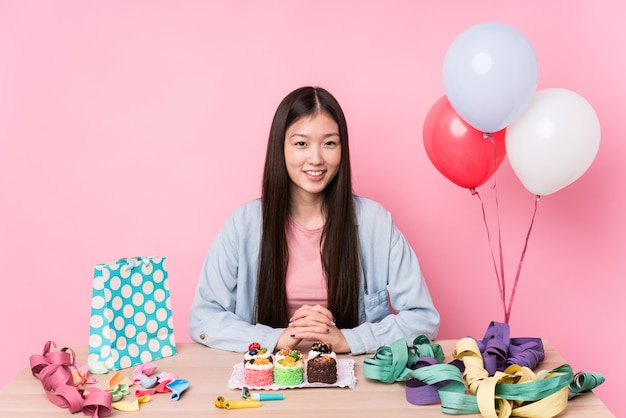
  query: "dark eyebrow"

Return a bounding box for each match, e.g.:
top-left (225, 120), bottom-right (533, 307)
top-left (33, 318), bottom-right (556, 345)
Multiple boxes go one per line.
top-left (288, 132), bottom-right (339, 139)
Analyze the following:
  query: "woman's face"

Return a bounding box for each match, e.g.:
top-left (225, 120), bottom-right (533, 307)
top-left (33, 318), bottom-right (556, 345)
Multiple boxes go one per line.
top-left (284, 111), bottom-right (341, 201)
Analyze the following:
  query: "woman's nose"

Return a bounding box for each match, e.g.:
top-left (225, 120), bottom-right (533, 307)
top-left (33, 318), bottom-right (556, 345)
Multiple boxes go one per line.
top-left (308, 146), bottom-right (323, 164)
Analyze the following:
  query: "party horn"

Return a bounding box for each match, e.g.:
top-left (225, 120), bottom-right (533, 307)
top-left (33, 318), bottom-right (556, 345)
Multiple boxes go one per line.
top-left (215, 396), bottom-right (261, 409)
top-left (242, 386), bottom-right (284, 401)
top-left (225, 400), bottom-right (261, 409)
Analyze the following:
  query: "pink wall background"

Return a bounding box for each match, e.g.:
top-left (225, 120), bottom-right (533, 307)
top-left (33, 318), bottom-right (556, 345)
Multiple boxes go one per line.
top-left (1, 1), bottom-right (623, 415)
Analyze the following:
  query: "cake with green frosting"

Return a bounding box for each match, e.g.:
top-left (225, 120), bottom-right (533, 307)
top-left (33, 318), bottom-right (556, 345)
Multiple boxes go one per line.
top-left (273, 348), bottom-right (304, 386)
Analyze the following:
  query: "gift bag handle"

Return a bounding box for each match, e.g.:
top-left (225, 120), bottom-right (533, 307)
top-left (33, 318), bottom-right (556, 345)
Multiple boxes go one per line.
top-left (116, 257), bottom-right (153, 270)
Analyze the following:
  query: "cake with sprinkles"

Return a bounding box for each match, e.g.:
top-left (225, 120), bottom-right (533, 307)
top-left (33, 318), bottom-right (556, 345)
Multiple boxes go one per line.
top-left (243, 342), bottom-right (274, 386)
top-left (273, 348), bottom-right (304, 386)
top-left (306, 341), bottom-right (337, 384)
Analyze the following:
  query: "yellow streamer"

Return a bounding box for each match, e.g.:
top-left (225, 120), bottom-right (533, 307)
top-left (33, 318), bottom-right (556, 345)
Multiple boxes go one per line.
top-left (453, 338), bottom-right (569, 418)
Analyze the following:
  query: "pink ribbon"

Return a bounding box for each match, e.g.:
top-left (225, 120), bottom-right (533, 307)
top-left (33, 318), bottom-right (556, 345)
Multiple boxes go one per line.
top-left (30, 341), bottom-right (112, 417)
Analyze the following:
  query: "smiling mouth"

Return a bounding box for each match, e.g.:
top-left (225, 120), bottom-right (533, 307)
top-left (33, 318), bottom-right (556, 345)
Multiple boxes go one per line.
top-left (304, 170), bottom-right (324, 176)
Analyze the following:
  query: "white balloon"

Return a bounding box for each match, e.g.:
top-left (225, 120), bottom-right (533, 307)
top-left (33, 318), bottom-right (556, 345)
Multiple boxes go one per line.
top-left (443, 22), bottom-right (538, 133)
top-left (505, 88), bottom-right (601, 196)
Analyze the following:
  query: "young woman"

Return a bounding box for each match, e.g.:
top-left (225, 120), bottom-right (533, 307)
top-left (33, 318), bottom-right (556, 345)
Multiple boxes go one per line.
top-left (189, 86), bottom-right (439, 354)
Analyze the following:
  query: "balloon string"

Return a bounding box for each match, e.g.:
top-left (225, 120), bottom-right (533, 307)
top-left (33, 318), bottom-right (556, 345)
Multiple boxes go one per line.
top-left (472, 133), bottom-right (541, 324)
top-left (484, 131), bottom-right (507, 301)
top-left (505, 195), bottom-right (540, 323)
top-left (471, 132), bottom-right (507, 321)
top-left (470, 188), bottom-right (507, 319)
top-left (489, 136), bottom-right (506, 307)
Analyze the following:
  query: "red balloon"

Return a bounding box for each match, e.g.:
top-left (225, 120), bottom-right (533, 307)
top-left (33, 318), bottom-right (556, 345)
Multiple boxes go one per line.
top-left (423, 96), bottom-right (506, 189)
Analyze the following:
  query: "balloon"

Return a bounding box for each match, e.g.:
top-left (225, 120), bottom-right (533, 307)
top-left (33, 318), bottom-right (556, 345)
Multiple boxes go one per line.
top-left (505, 88), bottom-right (601, 196)
top-left (443, 22), bottom-right (538, 133)
top-left (423, 96), bottom-right (506, 189)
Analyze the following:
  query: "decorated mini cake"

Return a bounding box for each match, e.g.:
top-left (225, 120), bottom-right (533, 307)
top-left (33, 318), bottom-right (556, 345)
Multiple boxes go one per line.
top-left (243, 342), bottom-right (274, 386)
top-left (307, 341), bottom-right (337, 384)
top-left (244, 342), bottom-right (272, 363)
top-left (273, 348), bottom-right (304, 386)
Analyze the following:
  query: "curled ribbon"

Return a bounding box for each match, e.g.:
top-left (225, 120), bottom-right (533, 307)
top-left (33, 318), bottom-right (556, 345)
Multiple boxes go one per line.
top-left (454, 337), bottom-right (572, 417)
top-left (30, 341), bottom-right (112, 417)
top-left (362, 322), bottom-right (606, 417)
top-left (476, 321), bottom-right (544, 375)
top-left (569, 371), bottom-right (606, 398)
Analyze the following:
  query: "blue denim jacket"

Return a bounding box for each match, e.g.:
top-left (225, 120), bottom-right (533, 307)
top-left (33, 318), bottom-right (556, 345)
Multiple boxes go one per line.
top-left (188, 195), bottom-right (440, 354)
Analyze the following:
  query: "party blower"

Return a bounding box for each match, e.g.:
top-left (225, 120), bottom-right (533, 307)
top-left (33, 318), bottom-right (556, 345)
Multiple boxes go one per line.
top-left (242, 386), bottom-right (285, 401)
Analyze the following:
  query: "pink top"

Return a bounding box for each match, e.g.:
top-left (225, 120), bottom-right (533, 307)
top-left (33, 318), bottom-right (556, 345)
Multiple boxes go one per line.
top-left (285, 217), bottom-right (327, 317)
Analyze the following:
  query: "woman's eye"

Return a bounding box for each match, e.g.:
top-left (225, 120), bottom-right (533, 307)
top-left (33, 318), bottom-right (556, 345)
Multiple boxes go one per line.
top-left (295, 141), bottom-right (306, 147)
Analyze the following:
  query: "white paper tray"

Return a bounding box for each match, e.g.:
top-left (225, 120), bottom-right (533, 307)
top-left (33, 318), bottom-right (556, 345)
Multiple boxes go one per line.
top-left (227, 359), bottom-right (356, 390)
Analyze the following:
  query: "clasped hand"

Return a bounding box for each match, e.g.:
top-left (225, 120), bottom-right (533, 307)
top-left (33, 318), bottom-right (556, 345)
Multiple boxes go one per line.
top-left (277, 304), bottom-right (349, 353)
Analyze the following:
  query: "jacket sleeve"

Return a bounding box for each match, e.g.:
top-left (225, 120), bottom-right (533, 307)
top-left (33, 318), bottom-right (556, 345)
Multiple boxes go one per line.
top-left (342, 198), bottom-right (440, 354)
top-left (188, 202), bottom-right (284, 353)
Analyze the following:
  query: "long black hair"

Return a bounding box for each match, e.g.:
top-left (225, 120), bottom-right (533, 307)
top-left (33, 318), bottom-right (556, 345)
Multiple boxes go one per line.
top-left (255, 86), bottom-right (360, 329)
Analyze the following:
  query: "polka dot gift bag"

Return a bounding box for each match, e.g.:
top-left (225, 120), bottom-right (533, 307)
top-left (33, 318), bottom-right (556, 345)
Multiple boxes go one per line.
top-left (88, 256), bottom-right (176, 371)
